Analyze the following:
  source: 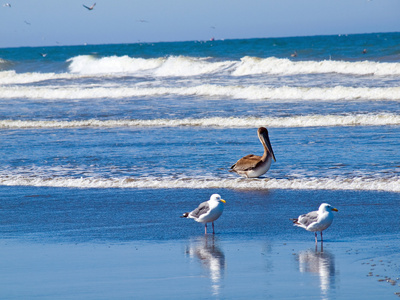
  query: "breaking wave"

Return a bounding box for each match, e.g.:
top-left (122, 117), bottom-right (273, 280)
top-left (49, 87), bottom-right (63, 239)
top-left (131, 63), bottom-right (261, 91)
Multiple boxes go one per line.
top-left (2, 56), bottom-right (400, 85)
top-left (0, 175), bottom-right (399, 192)
top-left (66, 55), bottom-right (400, 77)
top-left (1, 85), bottom-right (400, 101)
top-left (1, 113), bottom-right (400, 129)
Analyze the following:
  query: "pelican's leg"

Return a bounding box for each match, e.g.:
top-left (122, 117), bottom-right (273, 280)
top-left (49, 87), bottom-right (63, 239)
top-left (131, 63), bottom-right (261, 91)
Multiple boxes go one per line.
top-left (205, 223), bottom-right (207, 235)
top-left (212, 222), bottom-right (215, 234)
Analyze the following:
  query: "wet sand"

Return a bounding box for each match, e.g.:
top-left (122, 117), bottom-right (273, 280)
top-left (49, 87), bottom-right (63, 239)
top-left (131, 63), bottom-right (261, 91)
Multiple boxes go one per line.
top-left (0, 236), bottom-right (398, 299)
top-left (0, 187), bottom-right (398, 299)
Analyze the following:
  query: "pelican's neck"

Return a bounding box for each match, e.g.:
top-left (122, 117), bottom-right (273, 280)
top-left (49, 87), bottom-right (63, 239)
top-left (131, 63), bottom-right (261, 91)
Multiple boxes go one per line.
top-left (259, 133), bottom-right (268, 162)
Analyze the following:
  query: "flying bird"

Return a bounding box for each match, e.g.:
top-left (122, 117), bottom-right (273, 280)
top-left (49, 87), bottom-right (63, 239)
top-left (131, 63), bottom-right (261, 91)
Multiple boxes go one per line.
top-left (83, 3), bottom-right (96, 10)
top-left (3, 3), bottom-right (11, 7)
top-left (181, 194), bottom-right (226, 234)
top-left (230, 127), bottom-right (276, 178)
top-left (291, 203), bottom-right (338, 245)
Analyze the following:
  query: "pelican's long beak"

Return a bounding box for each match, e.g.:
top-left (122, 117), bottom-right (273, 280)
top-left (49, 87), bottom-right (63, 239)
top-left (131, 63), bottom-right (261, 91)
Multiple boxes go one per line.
top-left (332, 207), bottom-right (338, 212)
top-left (263, 132), bottom-right (276, 162)
top-left (220, 199), bottom-right (226, 203)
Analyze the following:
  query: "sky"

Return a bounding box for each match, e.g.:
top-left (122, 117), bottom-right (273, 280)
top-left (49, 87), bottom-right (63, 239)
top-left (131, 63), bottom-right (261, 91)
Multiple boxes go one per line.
top-left (0, 0), bottom-right (399, 48)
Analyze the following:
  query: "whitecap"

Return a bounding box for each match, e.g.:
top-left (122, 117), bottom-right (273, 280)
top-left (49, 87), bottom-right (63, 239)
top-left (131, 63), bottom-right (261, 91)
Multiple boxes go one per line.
top-left (0, 175), bottom-right (399, 193)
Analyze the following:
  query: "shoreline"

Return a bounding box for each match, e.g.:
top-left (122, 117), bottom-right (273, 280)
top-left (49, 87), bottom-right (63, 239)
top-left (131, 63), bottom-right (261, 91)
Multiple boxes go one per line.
top-left (0, 235), bottom-right (398, 299)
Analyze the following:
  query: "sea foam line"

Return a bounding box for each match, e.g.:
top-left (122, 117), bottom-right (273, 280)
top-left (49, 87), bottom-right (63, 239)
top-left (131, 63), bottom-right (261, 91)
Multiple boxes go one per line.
top-left (67, 55), bottom-right (400, 77)
top-left (1, 85), bottom-right (400, 101)
top-left (0, 176), bottom-right (399, 192)
top-left (2, 56), bottom-right (400, 85)
top-left (1, 113), bottom-right (400, 129)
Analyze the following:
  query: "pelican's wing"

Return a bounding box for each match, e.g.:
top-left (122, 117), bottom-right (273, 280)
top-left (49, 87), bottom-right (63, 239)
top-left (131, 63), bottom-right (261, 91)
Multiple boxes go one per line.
top-left (231, 154), bottom-right (262, 171)
top-left (189, 201), bottom-right (210, 219)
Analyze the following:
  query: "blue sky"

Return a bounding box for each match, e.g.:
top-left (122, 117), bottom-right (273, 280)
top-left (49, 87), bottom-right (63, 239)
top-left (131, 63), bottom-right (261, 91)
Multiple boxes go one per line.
top-left (0, 0), bottom-right (399, 48)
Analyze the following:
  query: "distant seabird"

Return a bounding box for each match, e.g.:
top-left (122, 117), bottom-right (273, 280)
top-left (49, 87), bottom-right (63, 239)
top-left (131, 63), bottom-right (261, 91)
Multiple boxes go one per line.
top-left (230, 127), bottom-right (276, 178)
top-left (181, 194), bottom-right (226, 234)
top-left (291, 51), bottom-right (298, 57)
top-left (3, 3), bottom-right (11, 7)
top-left (83, 3), bottom-right (96, 10)
top-left (291, 203), bottom-right (338, 245)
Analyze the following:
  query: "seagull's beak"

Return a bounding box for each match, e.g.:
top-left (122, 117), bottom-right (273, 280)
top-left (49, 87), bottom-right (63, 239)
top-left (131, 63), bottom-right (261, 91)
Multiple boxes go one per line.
top-left (332, 207), bottom-right (338, 212)
top-left (220, 199), bottom-right (226, 203)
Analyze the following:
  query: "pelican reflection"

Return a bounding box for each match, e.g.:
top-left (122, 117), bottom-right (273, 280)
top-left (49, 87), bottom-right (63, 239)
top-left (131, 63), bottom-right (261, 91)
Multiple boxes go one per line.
top-left (296, 249), bottom-right (336, 299)
top-left (186, 236), bottom-right (225, 296)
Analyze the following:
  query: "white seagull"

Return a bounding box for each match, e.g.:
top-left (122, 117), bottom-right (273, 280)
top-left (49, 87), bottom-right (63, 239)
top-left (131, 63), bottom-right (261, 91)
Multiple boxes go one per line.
top-left (181, 194), bottom-right (226, 234)
top-left (83, 3), bottom-right (96, 10)
top-left (230, 127), bottom-right (276, 178)
top-left (291, 203), bottom-right (338, 245)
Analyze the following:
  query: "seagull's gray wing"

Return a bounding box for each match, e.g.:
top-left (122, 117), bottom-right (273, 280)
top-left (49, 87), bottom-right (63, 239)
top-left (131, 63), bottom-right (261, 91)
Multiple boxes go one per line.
top-left (190, 201), bottom-right (210, 219)
top-left (299, 211), bottom-right (319, 227)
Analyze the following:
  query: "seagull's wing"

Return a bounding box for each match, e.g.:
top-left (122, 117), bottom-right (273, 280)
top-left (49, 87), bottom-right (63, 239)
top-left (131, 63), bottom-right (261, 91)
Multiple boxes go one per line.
top-left (189, 201), bottom-right (210, 219)
top-left (298, 211), bottom-right (319, 227)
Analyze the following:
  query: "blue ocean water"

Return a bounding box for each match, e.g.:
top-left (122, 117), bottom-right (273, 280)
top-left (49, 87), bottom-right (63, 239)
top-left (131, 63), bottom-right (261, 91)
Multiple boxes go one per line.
top-left (1, 32), bottom-right (400, 300)
top-left (1, 32), bottom-right (399, 193)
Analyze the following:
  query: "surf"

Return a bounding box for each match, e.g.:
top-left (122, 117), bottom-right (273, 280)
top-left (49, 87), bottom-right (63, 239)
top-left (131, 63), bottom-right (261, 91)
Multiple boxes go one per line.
top-left (1, 113), bottom-right (400, 129)
top-left (0, 175), bottom-right (399, 193)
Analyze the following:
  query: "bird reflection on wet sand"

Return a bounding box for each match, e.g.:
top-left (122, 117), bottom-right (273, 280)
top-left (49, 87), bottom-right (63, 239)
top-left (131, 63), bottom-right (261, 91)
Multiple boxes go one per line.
top-left (296, 249), bottom-right (336, 300)
top-left (186, 236), bottom-right (225, 296)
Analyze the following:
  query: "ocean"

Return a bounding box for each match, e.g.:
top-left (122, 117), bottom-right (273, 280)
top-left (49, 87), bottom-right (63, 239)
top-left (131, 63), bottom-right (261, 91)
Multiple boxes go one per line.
top-left (1, 32), bottom-right (400, 299)
top-left (1, 32), bottom-right (399, 193)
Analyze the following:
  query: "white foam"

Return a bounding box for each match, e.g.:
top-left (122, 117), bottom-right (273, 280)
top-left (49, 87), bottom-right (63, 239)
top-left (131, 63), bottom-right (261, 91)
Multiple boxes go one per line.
top-left (1, 113), bottom-right (400, 129)
top-left (0, 70), bottom-right (79, 84)
top-left (0, 175), bottom-right (399, 193)
top-left (1, 85), bottom-right (400, 101)
top-left (67, 55), bottom-right (164, 75)
top-left (67, 55), bottom-right (235, 77)
top-left (233, 56), bottom-right (400, 76)
top-left (66, 55), bottom-right (400, 77)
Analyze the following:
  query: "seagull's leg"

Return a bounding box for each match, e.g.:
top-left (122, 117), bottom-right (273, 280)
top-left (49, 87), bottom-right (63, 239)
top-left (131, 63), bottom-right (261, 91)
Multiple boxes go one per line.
top-left (212, 222), bottom-right (215, 234)
top-left (321, 231), bottom-right (323, 243)
top-left (205, 224), bottom-right (207, 235)
top-left (315, 232), bottom-right (318, 245)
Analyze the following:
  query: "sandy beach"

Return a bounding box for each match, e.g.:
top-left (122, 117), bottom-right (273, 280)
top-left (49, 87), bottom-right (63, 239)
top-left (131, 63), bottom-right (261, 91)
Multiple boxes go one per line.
top-left (0, 186), bottom-right (398, 299)
top-left (0, 235), bottom-right (398, 299)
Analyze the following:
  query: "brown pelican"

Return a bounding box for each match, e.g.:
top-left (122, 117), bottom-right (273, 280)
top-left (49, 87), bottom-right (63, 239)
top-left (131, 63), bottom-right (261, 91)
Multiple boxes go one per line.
top-left (83, 3), bottom-right (96, 10)
top-left (291, 203), bottom-right (338, 246)
top-left (181, 194), bottom-right (226, 234)
top-left (230, 127), bottom-right (276, 178)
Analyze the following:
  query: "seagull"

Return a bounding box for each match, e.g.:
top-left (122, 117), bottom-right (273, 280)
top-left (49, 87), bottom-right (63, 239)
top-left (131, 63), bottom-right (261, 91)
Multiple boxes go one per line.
top-left (181, 194), bottom-right (226, 234)
top-left (3, 3), bottom-right (11, 7)
top-left (230, 127), bottom-right (276, 178)
top-left (291, 203), bottom-right (338, 245)
top-left (83, 3), bottom-right (96, 10)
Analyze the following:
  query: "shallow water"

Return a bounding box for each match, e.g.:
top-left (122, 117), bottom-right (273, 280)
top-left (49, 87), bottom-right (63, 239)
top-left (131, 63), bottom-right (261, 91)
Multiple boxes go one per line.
top-left (1, 33), bottom-right (400, 299)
